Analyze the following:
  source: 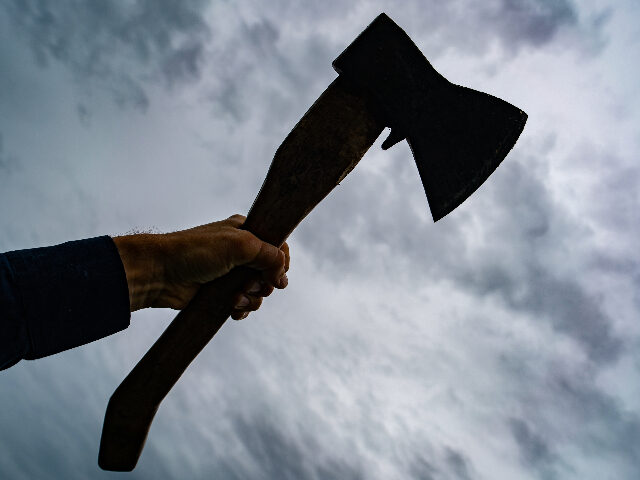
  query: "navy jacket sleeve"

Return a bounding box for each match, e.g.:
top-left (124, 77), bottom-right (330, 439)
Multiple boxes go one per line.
top-left (1, 236), bottom-right (130, 370)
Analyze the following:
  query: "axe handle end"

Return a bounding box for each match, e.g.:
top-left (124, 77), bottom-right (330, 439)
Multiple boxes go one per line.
top-left (98, 266), bottom-right (250, 471)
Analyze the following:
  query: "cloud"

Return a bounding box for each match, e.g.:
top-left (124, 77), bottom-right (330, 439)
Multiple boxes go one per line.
top-left (229, 413), bottom-right (365, 480)
top-left (409, 447), bottom-right (474, 480)
top-left (0, 132), bottom-right (19, 175)
top-left (0, 132), bottom-right (5, 170)
top-left (444, 448), bottom-right (474, 480)
top-left (1, 0), bottom-right (211, 110)
top-left (478, 0), bottom-right (587, 55)
top-left (0, 1), bottom-right (638, 479)
top-left (509, 418), bottom-right (556, 474)
top-left (455, 156), bottom-right (624, 363)
top-left (301, 0), bottom-right (612, 62)
top-left (549, 372), bottom-right (640, 473)
top-left (492, 324), bottom-right (640, 478)
top-left (293, 135), bottom-right (623, 363)
top-left (0, 0), bottom-right (611, 118)
top-left (500, 367), bottom-right (640, 479)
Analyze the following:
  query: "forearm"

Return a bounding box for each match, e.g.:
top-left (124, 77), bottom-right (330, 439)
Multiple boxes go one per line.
top-left (0, 218), bottom-right (288, 370)
top-left (1, 236), bottom-right (130, 368)
top-left (111, 234), bottom-right (165, 312)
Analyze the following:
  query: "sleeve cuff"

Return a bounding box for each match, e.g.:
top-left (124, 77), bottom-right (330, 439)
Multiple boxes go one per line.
top-left (4, 236), bottom-right (131, 360)
top-left (0, 254), bottom-right (29, 370)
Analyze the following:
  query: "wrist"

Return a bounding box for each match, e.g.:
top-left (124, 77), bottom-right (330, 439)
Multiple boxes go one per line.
top-left (112, 234), bottom-right (165, 311)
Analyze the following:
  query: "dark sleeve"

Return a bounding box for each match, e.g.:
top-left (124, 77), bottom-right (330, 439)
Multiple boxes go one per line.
top-left (1, 236), bottom-right (131, 370)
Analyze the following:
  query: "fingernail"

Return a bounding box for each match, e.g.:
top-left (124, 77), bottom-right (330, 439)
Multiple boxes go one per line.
top-left (279, 274), bottom-right (288, 288)
top-left (234, 311), bottom-right (249, 321)
top-left (235, 295), bottom-right (250, 308)
top-left (248, 281), bottom-right (262, 294)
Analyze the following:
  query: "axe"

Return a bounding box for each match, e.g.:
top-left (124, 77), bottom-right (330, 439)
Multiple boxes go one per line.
top-left (98, 13), bottom-right (527, 471)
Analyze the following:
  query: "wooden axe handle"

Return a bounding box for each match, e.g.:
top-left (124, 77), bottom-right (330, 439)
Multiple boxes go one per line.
top-left (98, 77), bottom-right (384, 471)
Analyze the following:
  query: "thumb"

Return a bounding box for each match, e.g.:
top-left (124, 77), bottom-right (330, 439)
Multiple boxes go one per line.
top-left (237, 236), bottom-right (286, 287)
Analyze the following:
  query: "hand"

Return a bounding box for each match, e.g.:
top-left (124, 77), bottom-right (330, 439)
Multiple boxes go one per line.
top-left (112, 214), bottom-right (290, 319)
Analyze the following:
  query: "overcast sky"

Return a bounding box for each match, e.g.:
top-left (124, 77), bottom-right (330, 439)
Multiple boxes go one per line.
top-left (1, 0), bottom-right (639, 479)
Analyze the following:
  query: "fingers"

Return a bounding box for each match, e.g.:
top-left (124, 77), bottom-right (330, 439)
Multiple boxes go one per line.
top-left (154, 213), bottom-right (290, 312)
top-left (231, 291), bottom-right (263, 320)
top-left (231, 273), bottom-right (279, 320)
top-left (246, 278), bottom-right (275, 298)
top-left (230, 283), bottom-right (265, 321)
top-left (281, 241), bottom-right (290, 272)
top-left (225, 214), bottom-right (246, 228)
top-left (224, 214), bottom-right (289, 285)
top-left (231, 311), bottom-right (250, 321)
top-left (238, 236), bottom-right (287, 288)
top-left (224, 215), bottom-right (291, 320)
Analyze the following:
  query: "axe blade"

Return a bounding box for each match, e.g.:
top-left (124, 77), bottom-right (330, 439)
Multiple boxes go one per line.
top-left (333, 13), bottom-right (528, 222)
top-left (411, 86), bottom-right (527, 222)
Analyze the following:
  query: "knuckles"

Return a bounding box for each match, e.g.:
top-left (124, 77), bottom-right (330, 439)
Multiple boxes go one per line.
top-left (229, 230), bottom-right (261, 262)
top-left (226, 214), bottom-right (246, 225)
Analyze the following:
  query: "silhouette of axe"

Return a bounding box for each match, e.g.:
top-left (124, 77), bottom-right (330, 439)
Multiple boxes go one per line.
top-left (99, 13), bottom-right (527, 471)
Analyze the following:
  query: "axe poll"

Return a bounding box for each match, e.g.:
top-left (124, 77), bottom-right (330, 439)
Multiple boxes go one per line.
top-left (99, 13), bottom-right (527, 471)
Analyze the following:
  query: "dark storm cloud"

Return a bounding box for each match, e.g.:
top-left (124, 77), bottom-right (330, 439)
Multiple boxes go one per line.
top-left (449, 155), bottom-right (622, 363)
top-left (245, 0), bottom-right (608, 58)
top-left (496, 348), bottom-right (640, 478)
top-left (200, 0), bottom-right (611, 133)
top-left (476, 264), bottom-right (621, 362)
top-left (1, 0), bottom-right (210, 110)
top-left (503, 370), bottom-right (640, 479)
top-left (508, 418), bottom-right (556, 473)
top-left (473, 263), bottom-right (622, 362)
top-left (228, 413), bottom-right (365, 480)
top-left (0, 132), bottom-right (19, 175)
top-left (444, 448), bottom-right (473, 480)
top-left (294, 136), bottom-right (622, 362)
top-left (409, 447), bottom-right (474, 480)
top-left (550, 373), bottom-right (640, 472)
top-left (161, 42), bottom-right (204, 86)
top-left (487, 0), bottom-right (577, 47)
top-left (421, 0), bottom-right (610, 57)
top-left (0, 132), bottom-right (8, 172)
top-left (1, 0), bottom-right (610, 117)
top-left (570, 143), bottom-right (640, 235)
top-left (409, 456), bottom-right (438, 480)
top-left (0, 1), bottom-right (635, 479)
top-left (76, 103), bottom-right (91, 126)
top-left (202, 14), bottom-right (335, 126)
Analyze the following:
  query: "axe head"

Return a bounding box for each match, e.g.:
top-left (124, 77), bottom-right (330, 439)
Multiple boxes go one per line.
top-left (333, 13), bottom-right (528, 221)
